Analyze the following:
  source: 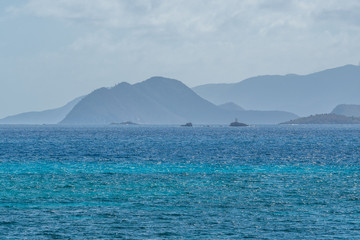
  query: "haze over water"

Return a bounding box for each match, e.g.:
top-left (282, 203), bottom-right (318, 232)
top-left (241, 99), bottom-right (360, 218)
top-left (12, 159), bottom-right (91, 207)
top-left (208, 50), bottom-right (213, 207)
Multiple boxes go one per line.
top-left (1, 125), bottom-right (360, 239)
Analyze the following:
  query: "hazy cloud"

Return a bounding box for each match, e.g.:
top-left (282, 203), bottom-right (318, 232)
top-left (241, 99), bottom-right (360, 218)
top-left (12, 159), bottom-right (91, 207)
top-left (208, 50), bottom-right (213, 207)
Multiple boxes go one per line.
top-left (1, 0), bottom-right (360, 117)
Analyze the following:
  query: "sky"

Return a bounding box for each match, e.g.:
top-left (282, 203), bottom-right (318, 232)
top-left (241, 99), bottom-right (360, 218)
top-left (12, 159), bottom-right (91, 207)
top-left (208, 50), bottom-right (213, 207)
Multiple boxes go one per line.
top-left (1, 0), bottom-right (360, 118)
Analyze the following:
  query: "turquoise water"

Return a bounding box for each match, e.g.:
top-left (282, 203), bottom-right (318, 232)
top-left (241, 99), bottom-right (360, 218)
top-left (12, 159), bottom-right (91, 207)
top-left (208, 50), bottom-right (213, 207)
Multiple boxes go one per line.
top-left (1, 125), bottom-right (360, 239)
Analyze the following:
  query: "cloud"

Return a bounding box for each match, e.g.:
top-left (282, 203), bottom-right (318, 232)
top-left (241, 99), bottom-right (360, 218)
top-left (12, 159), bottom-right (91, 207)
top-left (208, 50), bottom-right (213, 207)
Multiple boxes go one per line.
top-left (8, 0), bottom-right (359, 55)
top-left (2, 0), bottom-right (360, 118)
top-left (6, 0), bottom-right (360, 62)
top-left (4, 0), bottom-right (360, 81)
top-left (317, 8), bottom-right (360, 29)
top-left (9, 1), bottom-right (360, 33)
top-left (10, 0), bottom-right (310, 33)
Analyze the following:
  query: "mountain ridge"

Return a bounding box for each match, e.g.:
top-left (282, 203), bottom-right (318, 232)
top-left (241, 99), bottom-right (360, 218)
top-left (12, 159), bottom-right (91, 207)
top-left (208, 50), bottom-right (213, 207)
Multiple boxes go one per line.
top-left (60, 77), bottom-right (297, 125)
top-left (218, 102), bottom-right (245, 111)
top-left (331, 104), bottom-right (360, 117)
top-left (193, 64), bottom-right (360, 116)
top-left (0, 97), bottom-right (83, 124)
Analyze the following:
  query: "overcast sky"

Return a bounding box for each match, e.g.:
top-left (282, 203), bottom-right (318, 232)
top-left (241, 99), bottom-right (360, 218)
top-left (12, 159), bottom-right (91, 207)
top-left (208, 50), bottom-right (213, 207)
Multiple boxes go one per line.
top-left (1, 0), bottom-right (360, 118)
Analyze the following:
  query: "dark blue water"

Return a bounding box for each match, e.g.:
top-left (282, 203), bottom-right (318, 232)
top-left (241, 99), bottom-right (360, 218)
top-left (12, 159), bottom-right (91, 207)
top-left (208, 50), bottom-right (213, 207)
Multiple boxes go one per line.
top-left (1, 125), bottom-right (360, 239)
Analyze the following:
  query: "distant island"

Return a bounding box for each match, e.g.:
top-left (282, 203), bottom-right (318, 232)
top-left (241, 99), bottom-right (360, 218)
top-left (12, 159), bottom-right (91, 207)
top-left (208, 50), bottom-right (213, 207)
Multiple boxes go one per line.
top-left (331, 104), bottom-right (360, 117)
top-left (3, 65), bottom-right (360, 125)
top-left (0, 77), bottom-right (297, 125)
top-left (110, 121), bottom-right (138, 125)
top-left (58, 77), bottom-right (297, 125)
top-left (281, 114), bottom-right (360, 124)
top-left (230, 119), bottom-right (248, 127)
top-left (193, 64), bottom-right (360, 116)
top-left (0, 97), bottom-right (83, 125)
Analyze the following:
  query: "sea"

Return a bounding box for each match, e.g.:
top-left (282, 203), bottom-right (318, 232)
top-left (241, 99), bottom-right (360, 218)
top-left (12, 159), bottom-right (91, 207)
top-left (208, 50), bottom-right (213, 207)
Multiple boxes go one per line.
top-left (0, 124), bottom-right (360, 239)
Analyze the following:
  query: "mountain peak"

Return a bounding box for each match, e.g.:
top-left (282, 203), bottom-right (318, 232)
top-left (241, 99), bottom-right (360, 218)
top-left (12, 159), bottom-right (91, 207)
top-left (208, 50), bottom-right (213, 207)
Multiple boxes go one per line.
top-left (146, 76), bottom-right (175, 81)
top-left (60, 76), bottom-right (296, 125)
top-left (141, 76), bottom-right (184, 86)
top-left (114, 82), bottom-right (131, 87)
top-left (331, 104), bottom-right (360, 117)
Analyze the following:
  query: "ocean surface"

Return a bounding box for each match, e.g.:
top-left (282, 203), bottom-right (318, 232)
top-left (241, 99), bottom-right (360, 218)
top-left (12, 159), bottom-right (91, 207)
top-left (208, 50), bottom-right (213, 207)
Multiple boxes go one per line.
top-left (0, 125), bottom-right (360, 239)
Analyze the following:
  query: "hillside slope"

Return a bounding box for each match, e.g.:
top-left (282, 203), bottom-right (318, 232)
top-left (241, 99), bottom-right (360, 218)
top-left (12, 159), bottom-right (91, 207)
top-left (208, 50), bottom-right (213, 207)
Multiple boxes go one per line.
top-left (331, 104), bottom-right (360, 117)
top-left (61, 77), bottom-right (297, 125)
top-left (193, 65), bottom-right (360, 116)
top-left (0, 97), bottom-right (82, 124)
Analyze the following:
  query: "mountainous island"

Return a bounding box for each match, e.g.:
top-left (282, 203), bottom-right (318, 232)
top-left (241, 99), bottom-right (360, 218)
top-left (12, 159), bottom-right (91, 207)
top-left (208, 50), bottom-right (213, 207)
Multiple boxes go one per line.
top-left (0, 77), bottom-right (297, 125)
top-left (2, 64), bottom-right (360, 125)
top-left (281, 114), bottom-right (360, 124)
top-left (331, 104), bottom-right (360, 117)
top-left (60, 77), bottom-right (297, 125)
top-left (193, 65), bottom-right (360, 116)
top-left (281, 104), bottom-right (360, 124)
top-left (0, 97), bottom-right (82, 124)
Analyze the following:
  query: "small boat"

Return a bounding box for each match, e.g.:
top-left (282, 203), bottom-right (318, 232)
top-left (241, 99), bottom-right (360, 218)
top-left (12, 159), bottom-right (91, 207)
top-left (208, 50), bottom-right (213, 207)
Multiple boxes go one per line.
top-left (181, 122), bottom-right (193, 127)
top-left (230, 118), bottom-right (248, 127)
